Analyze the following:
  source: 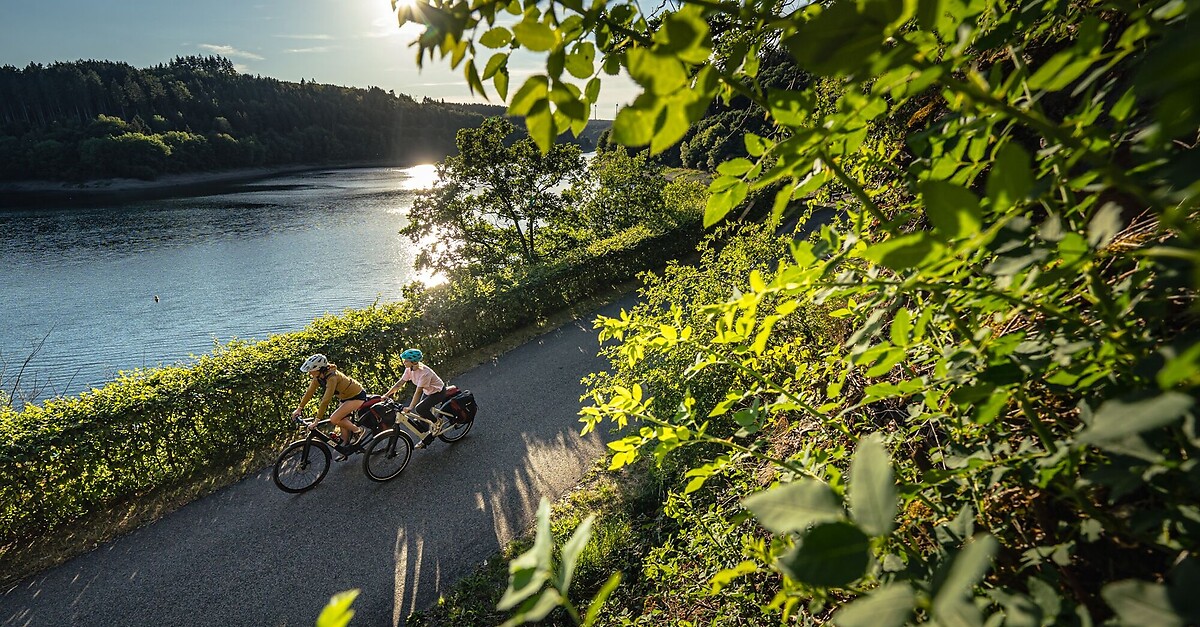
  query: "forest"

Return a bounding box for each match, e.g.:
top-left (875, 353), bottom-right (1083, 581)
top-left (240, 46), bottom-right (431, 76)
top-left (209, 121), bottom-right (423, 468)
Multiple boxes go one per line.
top-left (0, 55), bottom-right (566, 182)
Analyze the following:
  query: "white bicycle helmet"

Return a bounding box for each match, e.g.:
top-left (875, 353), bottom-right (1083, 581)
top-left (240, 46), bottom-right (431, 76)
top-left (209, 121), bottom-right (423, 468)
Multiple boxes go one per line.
top-left (299, 353), bottom-right (328, 373)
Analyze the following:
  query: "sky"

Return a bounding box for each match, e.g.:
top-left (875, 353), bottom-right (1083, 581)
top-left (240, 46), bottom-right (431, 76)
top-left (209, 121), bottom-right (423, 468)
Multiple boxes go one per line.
top-left (0, 0), bottom-right (637, 118)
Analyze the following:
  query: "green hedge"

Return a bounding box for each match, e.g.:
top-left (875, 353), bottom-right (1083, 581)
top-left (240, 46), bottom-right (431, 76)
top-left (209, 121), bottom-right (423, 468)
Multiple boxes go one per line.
top-left (0, 219), bottom-right (702, 545)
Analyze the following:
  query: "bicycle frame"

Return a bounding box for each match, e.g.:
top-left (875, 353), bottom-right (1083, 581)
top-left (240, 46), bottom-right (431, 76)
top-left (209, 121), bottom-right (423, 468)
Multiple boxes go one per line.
top-left (391, 404), bottom-right (456, 440)
top-left (298, 417), bottom-right (356, 458)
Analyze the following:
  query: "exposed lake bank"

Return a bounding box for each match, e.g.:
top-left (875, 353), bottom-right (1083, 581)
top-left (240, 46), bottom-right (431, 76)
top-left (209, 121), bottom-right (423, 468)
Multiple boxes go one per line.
top-left (0, 160), bottom-right (418, 208)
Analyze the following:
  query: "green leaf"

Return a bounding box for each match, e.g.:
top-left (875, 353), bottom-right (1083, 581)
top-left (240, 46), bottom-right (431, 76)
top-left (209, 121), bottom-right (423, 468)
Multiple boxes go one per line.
top-left (512, 19), bottom-right (556, 52)
top-left (494, 69), bottom-right (510, 101)
top-left (498, 498), bottom-right (554, 610)
top-left (1158, 341), bottom-right (1200, 388)
top-left (465, 60), bottom-right (486, 97)
top-left (525, 99), bottom-right (556, 153)
top-left (316, 589), bottom-right (359, 627)
top-left (483, 52), bottom-right (508, 79)
top-left (742, 480), bottom-right (844, 533)
top-left (556, 514), bottom-right (595, 591)
top-left (565, 42), bottom-right (596, 79)
top-left (583, 572), bottom-right (623, 627)
top-left (711, 561), bottom-right (760, 594)
top-left (779, 522), bottom-right (872, 588)
top-left (783, 1), bottom-right (893, 76)
top-left (859, 232), bottom-right (947, 270)
top-left (832, 583), bottom-right (915, 627)
top-left (933, 534), bottom-right (998, 616)
top-left (717, 158), bottom-right (754, 176)
top-left (508, 75), bottom-right (548, 116)
top-left (479, 27), bottom-right (513, 49)
top-left (1088, 202), bottom-right (1123, 249)
top-left (650, 99), bottom-right (695, 154)
top-left (653, 6), bottom-right (711, 64)
top-left (865, 347), bottom-right (906, 378)
top-left (890, 309), bottom-right (912, 347)
top-left (768, 90), bottom-right (816, 126)
top-left (986, 142), bottom-right (1033, 210)
top-left (627, 48), bottom-right (688, 95)
top-left (848, 433), bottom-right (897, 537)
top-left (1102, 580), bottom-right (1185, 627)
top-left (613, 102), bottom-right (655, 147)
top-left (500, 589), bottom-right (565, 627)
top-left (1078, 392), bottom-right (1194, 444)
top-left (550, 82), bottom-right (587, 121)
top-left (705, 178), bottom-right (748, 227)
top-left (1028, 50), bottom-right (1097, 92)
top-left (920, 179), bottom-right (982, 240)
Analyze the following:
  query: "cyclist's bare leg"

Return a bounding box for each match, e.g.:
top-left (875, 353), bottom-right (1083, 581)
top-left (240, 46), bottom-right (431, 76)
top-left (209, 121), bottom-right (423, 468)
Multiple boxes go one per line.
top-left (330, 400), bottom-right (365, 441)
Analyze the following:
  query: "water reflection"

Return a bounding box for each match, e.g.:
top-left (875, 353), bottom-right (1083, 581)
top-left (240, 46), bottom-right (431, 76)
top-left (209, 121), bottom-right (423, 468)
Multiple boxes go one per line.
top-left (0, 165), bottom-right (439, 405)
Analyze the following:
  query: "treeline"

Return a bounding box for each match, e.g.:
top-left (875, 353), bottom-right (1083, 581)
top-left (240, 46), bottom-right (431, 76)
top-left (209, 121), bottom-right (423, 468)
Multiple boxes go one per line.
top-left (0, 56), bottom-right (490, 181)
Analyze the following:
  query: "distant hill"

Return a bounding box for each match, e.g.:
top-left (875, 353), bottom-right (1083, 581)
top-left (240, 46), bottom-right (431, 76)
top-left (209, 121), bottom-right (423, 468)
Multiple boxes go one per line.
top-left (0, 56), bottom-right (593, 183)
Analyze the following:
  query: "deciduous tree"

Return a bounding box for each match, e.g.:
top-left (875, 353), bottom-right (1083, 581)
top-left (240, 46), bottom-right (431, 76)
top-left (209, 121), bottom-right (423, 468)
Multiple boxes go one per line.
top-left (401, 117), bottom-right (583, 276)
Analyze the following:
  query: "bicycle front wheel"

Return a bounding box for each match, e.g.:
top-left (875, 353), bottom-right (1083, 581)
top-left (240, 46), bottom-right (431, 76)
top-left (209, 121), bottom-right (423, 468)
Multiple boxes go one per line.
top-left (273, 440), bottom-right (331, 493)
top-left (363, 429), bottom-right (414, 482)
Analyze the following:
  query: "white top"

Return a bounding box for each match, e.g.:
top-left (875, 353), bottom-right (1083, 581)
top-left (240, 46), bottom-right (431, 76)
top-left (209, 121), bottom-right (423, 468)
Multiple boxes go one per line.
top-left (400, 364), bottom-right (444, 396)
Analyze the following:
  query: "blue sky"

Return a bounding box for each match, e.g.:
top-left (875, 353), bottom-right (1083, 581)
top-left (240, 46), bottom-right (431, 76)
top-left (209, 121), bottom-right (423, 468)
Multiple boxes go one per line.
top-left (0, 0), bottom-right (635, 117)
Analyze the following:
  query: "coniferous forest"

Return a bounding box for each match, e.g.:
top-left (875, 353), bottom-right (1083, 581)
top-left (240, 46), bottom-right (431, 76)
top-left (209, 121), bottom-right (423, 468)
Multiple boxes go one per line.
top-left (0, 56), bottom-right (507, 182)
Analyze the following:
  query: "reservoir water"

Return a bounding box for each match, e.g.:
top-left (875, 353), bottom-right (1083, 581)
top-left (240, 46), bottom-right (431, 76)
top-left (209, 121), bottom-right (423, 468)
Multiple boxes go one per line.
top-left (0, 165), bottom-right (440, 406)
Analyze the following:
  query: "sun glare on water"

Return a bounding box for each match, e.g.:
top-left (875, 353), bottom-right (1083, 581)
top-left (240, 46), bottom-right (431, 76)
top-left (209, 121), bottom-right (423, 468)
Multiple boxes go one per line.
top-left (401, 164), bottom-right (439, 190)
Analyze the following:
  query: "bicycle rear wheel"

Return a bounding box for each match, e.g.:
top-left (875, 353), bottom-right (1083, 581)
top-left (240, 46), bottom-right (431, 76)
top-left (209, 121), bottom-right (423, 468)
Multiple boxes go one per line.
top-left (438, 415), bottom-right (473, 443)
top-left (363, 429), bottom-right (414, 482)
top-left (273, 440), bottom-right (331, 493)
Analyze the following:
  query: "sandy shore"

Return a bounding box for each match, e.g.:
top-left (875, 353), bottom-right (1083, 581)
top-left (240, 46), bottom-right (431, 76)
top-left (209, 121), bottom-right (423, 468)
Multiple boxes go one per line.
top-left (0, 162), bottom-right (398, 208)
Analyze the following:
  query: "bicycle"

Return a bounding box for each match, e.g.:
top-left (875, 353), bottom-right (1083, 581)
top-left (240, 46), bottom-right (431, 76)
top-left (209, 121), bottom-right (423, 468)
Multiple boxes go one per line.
top-left (271, 387), bottom-right (475, 493)
top-left (361, 388), bottom-right (474, 482)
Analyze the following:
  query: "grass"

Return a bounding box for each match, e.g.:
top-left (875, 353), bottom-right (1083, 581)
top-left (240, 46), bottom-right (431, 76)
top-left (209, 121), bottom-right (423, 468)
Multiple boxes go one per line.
top-left (404, 452), bottom-right (668, 626)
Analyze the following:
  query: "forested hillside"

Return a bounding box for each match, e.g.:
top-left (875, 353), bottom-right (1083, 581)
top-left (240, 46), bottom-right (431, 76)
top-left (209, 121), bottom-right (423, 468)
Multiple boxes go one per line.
top-left (0, 56), bottom-right (499, 181)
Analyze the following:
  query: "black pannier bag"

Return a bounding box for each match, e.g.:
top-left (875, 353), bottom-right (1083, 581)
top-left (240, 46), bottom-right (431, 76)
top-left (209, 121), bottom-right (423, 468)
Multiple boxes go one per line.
top-left (359, 397), bottom-right (398, 430)
top-left (443, 390), bottom-right (477, 424)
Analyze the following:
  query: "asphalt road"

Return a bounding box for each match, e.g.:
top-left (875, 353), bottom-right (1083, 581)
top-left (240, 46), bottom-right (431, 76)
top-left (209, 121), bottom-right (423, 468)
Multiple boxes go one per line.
top-left (1, 294), bottom-right (636, 627)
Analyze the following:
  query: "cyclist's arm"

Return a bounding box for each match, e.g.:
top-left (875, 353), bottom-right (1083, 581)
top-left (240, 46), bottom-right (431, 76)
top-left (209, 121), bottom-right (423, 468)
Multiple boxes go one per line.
top-left (315, 381), bottom-right (336, 423)
top-left (294, 379), bottom-right (319, 416)
top-left (407, 387), bottom-right (421, 412)
top-left (382, 379), bottom-right (403, 400)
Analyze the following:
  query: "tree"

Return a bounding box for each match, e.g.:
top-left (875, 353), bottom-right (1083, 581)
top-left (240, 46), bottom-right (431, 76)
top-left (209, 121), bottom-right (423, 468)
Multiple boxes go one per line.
top-left (564, 147), bottom-right (669, 238)
top-left (401, 117), bottom-right (583, 277)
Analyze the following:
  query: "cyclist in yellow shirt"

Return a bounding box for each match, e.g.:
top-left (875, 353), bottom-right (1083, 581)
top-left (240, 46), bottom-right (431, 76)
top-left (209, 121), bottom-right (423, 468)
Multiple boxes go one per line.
top-left (292, 354), bottom-right (370, 446)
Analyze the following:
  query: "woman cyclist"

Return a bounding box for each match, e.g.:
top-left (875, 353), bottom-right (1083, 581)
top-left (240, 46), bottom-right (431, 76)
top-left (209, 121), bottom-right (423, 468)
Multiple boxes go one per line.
top-left (292, 354), bottom-right (370, 448)
top-left (382, 348), bottom-right (453, 447)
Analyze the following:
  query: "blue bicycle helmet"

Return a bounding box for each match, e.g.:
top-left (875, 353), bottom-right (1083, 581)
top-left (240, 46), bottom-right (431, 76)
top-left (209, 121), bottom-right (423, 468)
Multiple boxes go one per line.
top-left (400, 348), bottom-right (423, 362)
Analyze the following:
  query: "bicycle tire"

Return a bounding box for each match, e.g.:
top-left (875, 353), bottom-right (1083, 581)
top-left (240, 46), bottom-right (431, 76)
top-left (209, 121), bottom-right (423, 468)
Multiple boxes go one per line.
top-left (272, 440), bottom-right (332, 493)
top-left (363, 429), bottom-right (414, 482)
top-left (438, 415), bottom-right (474, 443)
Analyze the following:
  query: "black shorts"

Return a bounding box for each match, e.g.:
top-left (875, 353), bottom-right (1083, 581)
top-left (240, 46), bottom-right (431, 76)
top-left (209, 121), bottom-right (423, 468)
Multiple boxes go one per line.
top-left (343, 390), bottom-right (368, 402)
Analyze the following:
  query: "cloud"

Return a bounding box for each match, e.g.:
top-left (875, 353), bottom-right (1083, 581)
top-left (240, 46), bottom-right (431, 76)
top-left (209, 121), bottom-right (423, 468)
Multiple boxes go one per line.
top-left (276, 34), bottom-right (334, 40)
top-left (285, 46), bottom-right (336, 53)
top-left (198, 44), bottom-right (265, 61)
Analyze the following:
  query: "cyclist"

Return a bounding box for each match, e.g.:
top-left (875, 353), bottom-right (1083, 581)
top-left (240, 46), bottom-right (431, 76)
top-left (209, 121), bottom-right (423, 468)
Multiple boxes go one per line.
top-left (382, 348), bottom-right (453, 447)
top-left (292, 354), bottom-right (370, 448)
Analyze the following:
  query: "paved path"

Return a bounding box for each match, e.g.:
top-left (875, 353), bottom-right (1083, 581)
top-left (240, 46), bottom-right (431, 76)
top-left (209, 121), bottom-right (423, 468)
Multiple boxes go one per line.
top-left (2, 295), bottom-right (635, 627)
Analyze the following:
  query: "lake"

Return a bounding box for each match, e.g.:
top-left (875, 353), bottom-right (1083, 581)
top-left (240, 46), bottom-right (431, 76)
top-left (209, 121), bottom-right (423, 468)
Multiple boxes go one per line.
top-left (0, 165), bottom-right (441, 406)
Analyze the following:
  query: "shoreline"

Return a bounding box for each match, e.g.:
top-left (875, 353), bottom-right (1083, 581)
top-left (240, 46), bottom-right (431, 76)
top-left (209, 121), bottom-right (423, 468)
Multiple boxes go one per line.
top-left (0, 160), bottom-right (420, 208)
